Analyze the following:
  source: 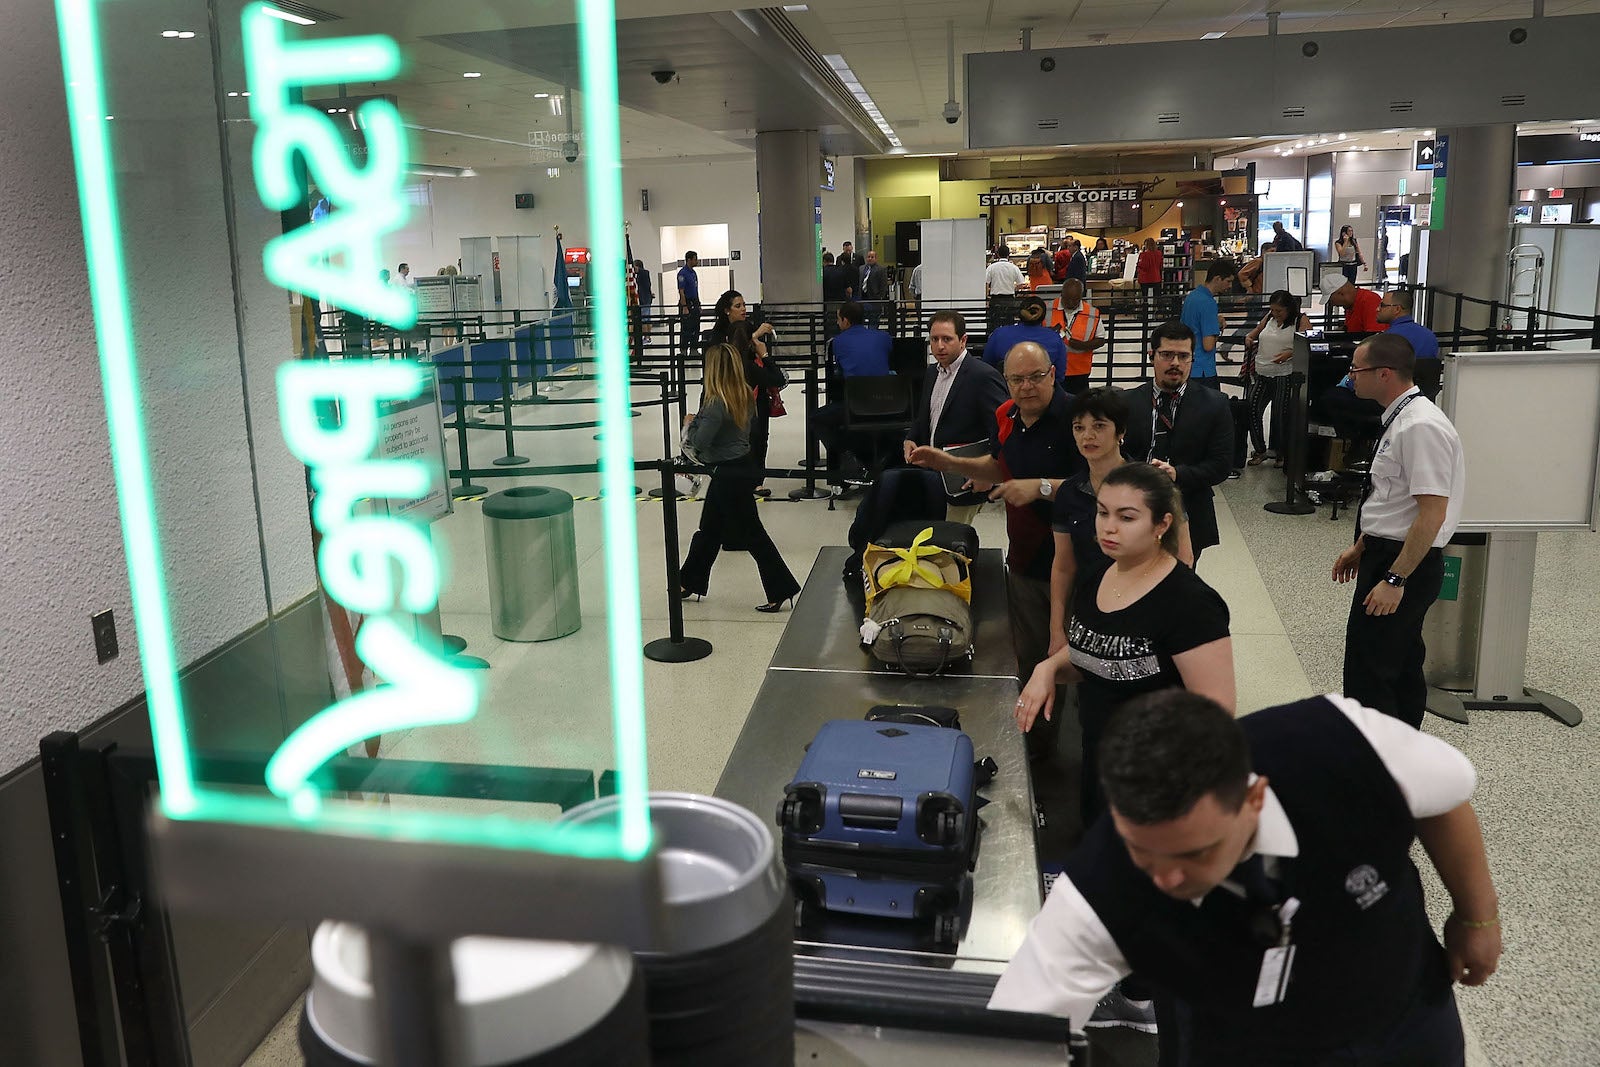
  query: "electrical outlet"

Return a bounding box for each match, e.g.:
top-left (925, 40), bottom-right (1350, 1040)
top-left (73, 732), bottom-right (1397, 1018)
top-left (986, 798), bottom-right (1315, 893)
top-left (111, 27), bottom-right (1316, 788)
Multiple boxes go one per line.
top-left (91, 610), bottom-right (119, 664)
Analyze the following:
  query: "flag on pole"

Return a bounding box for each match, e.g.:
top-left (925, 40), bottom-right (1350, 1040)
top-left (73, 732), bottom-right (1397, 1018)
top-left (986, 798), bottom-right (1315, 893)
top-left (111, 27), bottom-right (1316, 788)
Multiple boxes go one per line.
top-left (554, 232), bottom-right (572, 310)
top-left (624, 230), bottom-right (640, 357)
top-left (624, 230), bottom-right (639, 308)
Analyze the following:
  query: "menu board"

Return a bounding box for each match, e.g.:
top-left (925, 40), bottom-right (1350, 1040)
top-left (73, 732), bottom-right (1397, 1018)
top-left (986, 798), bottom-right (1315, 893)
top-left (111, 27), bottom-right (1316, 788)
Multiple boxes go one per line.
top-left (1056, 202), bottom-right (1085, 229)
top-left (1083, 200), bottom-right (1113, 229)
top-left (1111, 201), bottom-right (1143, 228)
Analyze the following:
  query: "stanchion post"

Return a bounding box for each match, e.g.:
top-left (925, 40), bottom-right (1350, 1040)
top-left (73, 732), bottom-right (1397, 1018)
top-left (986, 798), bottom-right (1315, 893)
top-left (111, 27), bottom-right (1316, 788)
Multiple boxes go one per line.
top-left (1264, 372), bottom-right (1315, 516)
top-left (492, 359), bottom-right (530, 466)
top-left (789, 359), bottom-right (830, 500)
top-left (645, 369), bottom-right (713, 663)
top-left (647, 369), bottom-right (681, 501)
top-left (448, 378), bottom-right (489, 499)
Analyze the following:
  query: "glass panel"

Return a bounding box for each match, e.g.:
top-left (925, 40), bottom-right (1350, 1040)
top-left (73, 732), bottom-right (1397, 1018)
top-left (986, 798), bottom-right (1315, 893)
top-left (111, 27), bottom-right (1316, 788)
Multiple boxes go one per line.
top-left (56, 0), bottom-right (650, 858)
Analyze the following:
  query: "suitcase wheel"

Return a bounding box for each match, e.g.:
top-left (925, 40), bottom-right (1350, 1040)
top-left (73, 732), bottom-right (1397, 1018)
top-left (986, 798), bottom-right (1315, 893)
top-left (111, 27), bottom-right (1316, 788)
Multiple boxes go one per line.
top-left (778, 785), bottom-right (825, 835)
top-left (933, 913), bottom-right (959, 947)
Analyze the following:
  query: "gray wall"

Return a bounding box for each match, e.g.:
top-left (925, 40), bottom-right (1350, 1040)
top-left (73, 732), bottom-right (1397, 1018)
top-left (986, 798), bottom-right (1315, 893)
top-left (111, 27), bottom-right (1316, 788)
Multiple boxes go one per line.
top-left (1, 0), bottom-right (327, 1061)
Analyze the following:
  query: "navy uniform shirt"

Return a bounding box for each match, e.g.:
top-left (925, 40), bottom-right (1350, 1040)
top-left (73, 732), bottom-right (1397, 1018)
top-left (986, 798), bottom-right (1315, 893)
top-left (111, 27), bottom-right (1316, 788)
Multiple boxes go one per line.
top-left (830, 325), bottom-right (893, 377)
top-left (1050, 470), bottom-right (1101, 571)
top-left (990, 388), bottom-right (1083, 581)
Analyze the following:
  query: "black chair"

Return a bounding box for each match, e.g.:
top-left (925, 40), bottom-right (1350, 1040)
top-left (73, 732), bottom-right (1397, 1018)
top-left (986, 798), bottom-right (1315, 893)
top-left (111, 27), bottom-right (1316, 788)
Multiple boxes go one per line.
top-left (841, 375), bottom-right (916, 484)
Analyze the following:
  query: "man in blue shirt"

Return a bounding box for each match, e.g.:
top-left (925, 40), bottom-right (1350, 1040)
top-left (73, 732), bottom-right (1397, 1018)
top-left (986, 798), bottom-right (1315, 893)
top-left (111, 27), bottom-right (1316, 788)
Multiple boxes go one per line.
top-left (676, 250), bottom-right (701, 358)
top-left (829, 301), bottom-right (892, 376)
top-left (1377, 288), bottom-right (1442, 399)
top-left (1180, 261), bottom-right (1238, 389)
top-left (816, 301), bottom-right (894, 478)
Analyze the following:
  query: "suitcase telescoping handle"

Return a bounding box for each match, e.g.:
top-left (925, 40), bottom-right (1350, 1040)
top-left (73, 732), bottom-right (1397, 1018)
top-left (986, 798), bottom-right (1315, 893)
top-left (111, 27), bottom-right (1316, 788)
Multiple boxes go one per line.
top-left (885, 619), bottom-right (953, 678)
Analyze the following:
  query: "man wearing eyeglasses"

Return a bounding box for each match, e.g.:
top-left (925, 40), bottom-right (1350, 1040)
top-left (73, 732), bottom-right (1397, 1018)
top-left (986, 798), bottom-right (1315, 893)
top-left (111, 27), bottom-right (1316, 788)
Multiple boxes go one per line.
top-left (1120, 321), bottom-right (1236, 566)
top-left (1332, 333), bottom-right (1465, 729)
top-left (911, 342), bottom-right (1084, 760)
top-left (1375, 289), bottom-right (1441, 400)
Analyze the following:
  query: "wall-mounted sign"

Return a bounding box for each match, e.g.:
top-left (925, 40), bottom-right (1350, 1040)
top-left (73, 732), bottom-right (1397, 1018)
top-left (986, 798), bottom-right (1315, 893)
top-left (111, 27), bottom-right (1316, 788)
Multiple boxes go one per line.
top-left (1517, 132), bottom-right (1600, 166)
top-left (979, 186), bottom-right (1141, 207)
top-left (565, 246), bottom-right (591, 263)
top-left (1414, 139), bottom-right (1436, 171)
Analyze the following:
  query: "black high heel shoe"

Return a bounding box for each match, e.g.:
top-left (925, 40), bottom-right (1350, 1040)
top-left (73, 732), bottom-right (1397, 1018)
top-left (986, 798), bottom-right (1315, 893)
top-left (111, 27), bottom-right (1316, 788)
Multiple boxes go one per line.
top-left (678, 588), bottom-right (703, 601)
top-left (755, 596), bottom-right (794, 613)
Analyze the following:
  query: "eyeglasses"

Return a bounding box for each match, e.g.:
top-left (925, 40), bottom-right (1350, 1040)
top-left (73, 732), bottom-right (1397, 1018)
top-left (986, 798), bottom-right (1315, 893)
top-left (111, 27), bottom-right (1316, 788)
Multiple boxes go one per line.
top-left (1153, 349), bottom-right (1193, 363)
top-left (1004, 370), bottom-right (1053, 387)
top-left (1348, 364), bottom-right (1385, 375)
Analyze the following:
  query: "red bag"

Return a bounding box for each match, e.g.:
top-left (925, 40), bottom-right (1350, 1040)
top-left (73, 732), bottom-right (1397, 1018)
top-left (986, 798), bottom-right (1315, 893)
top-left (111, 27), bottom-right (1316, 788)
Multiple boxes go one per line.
top-left (765, 386), bottom-right (787, 418)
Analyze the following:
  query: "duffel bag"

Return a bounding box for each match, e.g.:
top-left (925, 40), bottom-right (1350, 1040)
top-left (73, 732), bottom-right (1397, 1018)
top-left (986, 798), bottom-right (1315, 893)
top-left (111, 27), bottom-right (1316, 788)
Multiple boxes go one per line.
top-left (865, 585), bottom-right (973, 676)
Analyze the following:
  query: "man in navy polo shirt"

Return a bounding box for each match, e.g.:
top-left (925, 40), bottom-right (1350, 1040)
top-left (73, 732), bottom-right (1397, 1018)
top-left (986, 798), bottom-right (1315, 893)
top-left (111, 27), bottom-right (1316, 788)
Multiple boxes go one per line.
top-left (1377, 288), bottom-right (1442, 399)
top-left (992, 689), bottom-right (1502, 1065)
top-left (911, 341), bottom-right (1083, 760)
top-left (815, 301), bottom-right (894, 477)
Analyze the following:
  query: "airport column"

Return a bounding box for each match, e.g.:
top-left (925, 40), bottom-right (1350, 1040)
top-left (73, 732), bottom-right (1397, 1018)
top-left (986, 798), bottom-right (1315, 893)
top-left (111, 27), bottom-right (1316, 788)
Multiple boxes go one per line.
top-left (1418, 124), bottom-right (1516, 338)
top-left (755, 130), bottom-right (824, 306)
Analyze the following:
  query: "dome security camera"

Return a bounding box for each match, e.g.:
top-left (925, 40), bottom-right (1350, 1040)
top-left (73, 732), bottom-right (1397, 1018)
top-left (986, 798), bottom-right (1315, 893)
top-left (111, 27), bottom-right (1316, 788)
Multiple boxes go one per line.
top-left (563, 139), bottom-right (579, 163)
top-left (1509, 27), bottom-right (1528, 44)
top-left (1040, 56), bottom-right (1056, 73)
top-left (942, 100), bottom-right (961, 125)
top-left (1302, 40), bottom-right (1319, 57)
top-left (651, 69), bottom-right (676, 84)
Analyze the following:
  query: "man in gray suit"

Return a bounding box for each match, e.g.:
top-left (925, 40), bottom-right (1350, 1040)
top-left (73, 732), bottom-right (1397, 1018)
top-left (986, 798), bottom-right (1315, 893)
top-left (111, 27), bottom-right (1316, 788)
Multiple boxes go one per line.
top-left (860, 249), bottom-right (891, 330)
top-left (903, 310), bottom-right (1009, 524)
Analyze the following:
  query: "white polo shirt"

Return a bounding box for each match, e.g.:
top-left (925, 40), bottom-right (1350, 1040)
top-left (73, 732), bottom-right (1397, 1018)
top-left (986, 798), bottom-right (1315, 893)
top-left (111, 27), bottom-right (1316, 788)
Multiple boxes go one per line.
top-left (1359, 387), bottom-right (1466, 546)
top-left (986, 259), bottom-right (1025, 297)
top-left (987, 694), bottom-right (1476, 1025)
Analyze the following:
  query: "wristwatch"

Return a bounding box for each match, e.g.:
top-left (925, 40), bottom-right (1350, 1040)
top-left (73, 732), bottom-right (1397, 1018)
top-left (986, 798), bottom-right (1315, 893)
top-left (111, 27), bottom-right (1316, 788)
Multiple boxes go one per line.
top-left (1382, 571), bottom-right (1407, 588)
top-left (1039, 479), bottom-right (1054, 499)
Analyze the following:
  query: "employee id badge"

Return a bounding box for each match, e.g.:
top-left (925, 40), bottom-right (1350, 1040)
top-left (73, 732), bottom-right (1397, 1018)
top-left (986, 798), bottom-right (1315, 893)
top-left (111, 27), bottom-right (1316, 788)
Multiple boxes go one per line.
top-left (1253, 896), bottom-right (1300, 1008)
top-left (1253, 944), bottom-right (1297, 1007)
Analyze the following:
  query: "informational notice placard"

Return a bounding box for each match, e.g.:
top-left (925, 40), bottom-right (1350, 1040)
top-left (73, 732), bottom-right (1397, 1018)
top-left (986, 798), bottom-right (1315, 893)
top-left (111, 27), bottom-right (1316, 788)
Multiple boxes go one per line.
top-left (454, 275), bottom-right (484, 313)
top-left (375, 369), bottom-right (452, 523)
top-left (415, 276), bottom-right (456, 315)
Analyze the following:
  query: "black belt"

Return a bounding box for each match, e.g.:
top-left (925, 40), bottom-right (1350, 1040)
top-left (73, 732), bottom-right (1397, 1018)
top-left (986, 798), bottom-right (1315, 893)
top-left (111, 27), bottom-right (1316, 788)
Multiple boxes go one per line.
top-left (1364, 536), bottom-right (1442, 556)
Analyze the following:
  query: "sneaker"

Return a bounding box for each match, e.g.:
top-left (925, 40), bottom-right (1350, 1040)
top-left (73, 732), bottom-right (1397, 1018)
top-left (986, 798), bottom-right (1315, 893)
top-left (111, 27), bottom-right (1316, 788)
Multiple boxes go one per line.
top-left (1085, 987), bottom-right (1159, 1033)
top-left (1227, 469), bottom-right (1243, 480)
top-left (1306, 469), bottom-right (1338, 484)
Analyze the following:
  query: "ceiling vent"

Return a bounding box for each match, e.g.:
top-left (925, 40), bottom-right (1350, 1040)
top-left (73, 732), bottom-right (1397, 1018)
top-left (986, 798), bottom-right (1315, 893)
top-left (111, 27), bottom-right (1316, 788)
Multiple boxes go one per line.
top-left (1036, 119), bottom-right (1059, 130)
top-left (1501, 93), bottom-right (1527, 107)
top-left (1389, 99), bottom-right (1414, 113)
top-left (1156, 112), bottom-right (1181, 124)
top-left (1282, 106), bottom-right (1306, 119)
top-left (264, 0), bottom-right (342, 21)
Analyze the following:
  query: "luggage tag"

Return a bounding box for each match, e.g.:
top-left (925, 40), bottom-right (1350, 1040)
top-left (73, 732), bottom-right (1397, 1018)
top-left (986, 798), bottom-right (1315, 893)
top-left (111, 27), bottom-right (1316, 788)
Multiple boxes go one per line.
top-left (1252, 897), bottom-right (1300, 1008)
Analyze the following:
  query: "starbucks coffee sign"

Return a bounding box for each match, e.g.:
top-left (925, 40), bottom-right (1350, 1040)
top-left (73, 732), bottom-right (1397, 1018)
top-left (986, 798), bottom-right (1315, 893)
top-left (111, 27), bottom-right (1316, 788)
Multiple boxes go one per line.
top-left (978, 186), bottom-right (1142, 207)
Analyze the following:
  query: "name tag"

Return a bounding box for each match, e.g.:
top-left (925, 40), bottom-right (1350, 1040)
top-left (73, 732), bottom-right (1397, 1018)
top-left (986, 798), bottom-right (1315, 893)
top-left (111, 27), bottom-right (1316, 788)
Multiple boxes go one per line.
top-left (1253, 945), bottom-right (1296, 1007)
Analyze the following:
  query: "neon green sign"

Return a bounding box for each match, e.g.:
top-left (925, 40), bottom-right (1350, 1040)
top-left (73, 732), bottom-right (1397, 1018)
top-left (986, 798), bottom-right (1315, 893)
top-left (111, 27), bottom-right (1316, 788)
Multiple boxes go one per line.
top-left (56, 0), bottom-right (652, 859)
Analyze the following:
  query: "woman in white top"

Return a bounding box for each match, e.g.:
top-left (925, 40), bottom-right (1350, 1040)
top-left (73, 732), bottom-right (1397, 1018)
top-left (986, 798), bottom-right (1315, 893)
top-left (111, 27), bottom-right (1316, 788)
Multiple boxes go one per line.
top-left (1335, 224), bottom-right (1364, 284)
top-left (1243, 289), bottom-right (1312, 466)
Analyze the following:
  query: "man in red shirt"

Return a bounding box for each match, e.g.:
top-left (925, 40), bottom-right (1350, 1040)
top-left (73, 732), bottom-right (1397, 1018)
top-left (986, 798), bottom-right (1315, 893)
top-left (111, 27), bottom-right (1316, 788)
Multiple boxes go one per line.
top-left (1320, 274), bottom-right (1386, 334)
top-left (1052, 241), bottom-right (1073, 283)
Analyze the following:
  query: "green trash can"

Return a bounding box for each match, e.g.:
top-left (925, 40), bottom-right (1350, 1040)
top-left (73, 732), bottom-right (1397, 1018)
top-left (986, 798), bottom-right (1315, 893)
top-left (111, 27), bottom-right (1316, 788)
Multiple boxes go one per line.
top-left (1422, 532), bottom-right (1488, 692)
top-left (483, 486), bottom-right (581, 642)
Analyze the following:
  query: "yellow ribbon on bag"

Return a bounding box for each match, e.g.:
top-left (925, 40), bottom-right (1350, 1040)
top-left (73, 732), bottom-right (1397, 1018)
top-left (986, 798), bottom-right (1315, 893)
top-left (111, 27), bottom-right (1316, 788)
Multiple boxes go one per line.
top-left (875, 527), bottom-right (947, 591)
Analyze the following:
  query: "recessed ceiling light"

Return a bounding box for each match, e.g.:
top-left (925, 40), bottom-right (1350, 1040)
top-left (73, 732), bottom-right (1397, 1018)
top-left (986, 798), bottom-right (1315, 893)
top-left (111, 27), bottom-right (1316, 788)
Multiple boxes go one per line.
top-left (782, 3), bottom-right (809, 9)
top-left (228, 91), bottom-right (239, 97)
top-left (1423, 129), bottom-right (1434, 135)
top-left (1201, 31), bottom-right (1227, 39)
top-left (463, 72), bottom-right (482, 78)
top-left (161, 30), bottom-right (180, 37)
top-left (260, 6), bottom-right (316, 25)
top-left (177, 31), bottom-right (195, 38)
top-left (1338, 132), bottom-right (1347, 139)
top-left (241, 91), bottom-right (250, 97)
top-left (104, 115), bottom-right (113, 120)
top-left (1361, 145), bottom-right (1370, 151)
top-left (1177, 201), bottom-right (1184, 207)
top-left (534, 92), bottom-right (550, 98)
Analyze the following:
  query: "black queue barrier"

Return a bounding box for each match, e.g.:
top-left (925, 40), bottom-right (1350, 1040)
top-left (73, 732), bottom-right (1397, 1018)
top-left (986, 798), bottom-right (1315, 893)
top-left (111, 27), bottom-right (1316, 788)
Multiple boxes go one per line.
top-left (1264, 372), bottom-right (1316, 516)
top-left (788, 359), bottom-right (830, 501)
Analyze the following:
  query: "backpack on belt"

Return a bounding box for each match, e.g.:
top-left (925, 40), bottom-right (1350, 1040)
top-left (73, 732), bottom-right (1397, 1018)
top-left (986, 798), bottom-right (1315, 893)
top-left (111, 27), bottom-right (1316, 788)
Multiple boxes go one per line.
top-left (860, 523), bottom-right (976, 676)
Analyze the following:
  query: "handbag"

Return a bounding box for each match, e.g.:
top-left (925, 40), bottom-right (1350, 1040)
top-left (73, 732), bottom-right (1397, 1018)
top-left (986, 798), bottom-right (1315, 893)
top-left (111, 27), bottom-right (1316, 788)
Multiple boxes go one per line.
top-left (752, 352), bottom-right (787, 417)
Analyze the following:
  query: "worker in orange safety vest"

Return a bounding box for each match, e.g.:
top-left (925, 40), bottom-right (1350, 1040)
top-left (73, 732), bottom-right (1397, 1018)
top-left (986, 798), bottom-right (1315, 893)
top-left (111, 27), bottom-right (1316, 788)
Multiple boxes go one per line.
top-left (1049, 277), bottom-right (1105, 394)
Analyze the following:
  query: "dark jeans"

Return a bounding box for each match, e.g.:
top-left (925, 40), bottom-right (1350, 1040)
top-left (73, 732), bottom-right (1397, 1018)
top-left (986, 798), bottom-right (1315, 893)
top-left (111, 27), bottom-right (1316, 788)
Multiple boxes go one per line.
top-left (679, 466), bottom-right (801, 603)
top-left (677, 309), bottom-right (701, 358)
top-left (1343, 537), bottom-right (1445, 728)
top-left (1062, 373), bottom-right (1090, 395)
top-left (1313, 986), bottom-right (1464, 1067)
top-left (1248, 374), bottom-right (1289, 455)
top-left (1341, 263), bottom-right (1359, 284)
top-left (1007, 570), bottom-right (1061, 761)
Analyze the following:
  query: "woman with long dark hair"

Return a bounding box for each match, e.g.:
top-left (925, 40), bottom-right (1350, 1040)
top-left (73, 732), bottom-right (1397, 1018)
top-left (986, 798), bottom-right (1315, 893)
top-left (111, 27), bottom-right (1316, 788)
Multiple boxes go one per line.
top-left (1242, 289), bottom-right (1311, 466)
top-left (678, 343), bottom-right (802, 612)
top-left (1017, 462), bottom-right (1233, 823)
top-left (1335, 225), bottom-right (1364, 284)
top-left (703, 290), bottom-right (783, 488)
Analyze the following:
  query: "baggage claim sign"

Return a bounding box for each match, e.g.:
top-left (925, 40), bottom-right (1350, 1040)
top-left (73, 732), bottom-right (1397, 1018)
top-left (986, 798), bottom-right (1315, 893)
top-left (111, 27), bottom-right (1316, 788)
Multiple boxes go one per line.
top-left (55, 0), bottom-right (651, 858)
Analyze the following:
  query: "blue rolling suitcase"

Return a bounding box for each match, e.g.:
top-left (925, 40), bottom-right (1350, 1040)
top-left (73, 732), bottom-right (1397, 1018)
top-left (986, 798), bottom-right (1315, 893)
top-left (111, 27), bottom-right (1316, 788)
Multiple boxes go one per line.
top-left (778, 720), bottom-right (978, 946)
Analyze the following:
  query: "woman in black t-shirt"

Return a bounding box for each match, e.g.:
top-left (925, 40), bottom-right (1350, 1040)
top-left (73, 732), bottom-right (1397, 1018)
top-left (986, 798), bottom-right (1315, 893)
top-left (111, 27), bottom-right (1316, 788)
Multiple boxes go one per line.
top-left (1047, 389), bottom-right (1194, 658)
top-left (1018, 462), bottom-right (1234, 823)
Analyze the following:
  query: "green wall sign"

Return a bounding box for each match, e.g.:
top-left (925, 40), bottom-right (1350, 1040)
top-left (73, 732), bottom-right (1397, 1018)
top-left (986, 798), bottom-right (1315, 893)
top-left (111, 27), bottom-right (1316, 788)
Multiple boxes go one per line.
top-left (56, 0), bottom-right (651, 858)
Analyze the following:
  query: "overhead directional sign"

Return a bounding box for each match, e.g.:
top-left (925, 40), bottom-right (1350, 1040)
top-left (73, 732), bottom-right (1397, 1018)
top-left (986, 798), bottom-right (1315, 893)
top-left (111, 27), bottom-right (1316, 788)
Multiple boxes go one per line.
top-left (1414, 139), bottom-right (1436, 171)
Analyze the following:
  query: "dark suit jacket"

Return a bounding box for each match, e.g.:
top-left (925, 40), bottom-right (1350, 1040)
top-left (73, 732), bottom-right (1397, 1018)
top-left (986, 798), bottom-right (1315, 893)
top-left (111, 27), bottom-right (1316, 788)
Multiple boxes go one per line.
top-left (822, 263), bottom-right (855, 302)
top-left (907, 353), bottom-right (1009, 451)
top-left (861, 265), bottom-right (890, 301)
top-left (1119, 381), bottom-right (1234, 551)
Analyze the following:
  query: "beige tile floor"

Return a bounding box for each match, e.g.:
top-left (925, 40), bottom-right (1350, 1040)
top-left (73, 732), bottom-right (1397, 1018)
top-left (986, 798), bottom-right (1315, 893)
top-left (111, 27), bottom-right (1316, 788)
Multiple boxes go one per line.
top-left (241, 364), bottom-right (1593, 1065)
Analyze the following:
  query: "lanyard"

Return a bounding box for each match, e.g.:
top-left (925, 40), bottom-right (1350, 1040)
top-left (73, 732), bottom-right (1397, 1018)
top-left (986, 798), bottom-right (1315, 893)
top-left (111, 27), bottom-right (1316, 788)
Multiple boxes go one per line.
top-left (1356, 391), bottom-right (1420, 536)
top-left (1148, 387), bottom-right (1180, 459)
